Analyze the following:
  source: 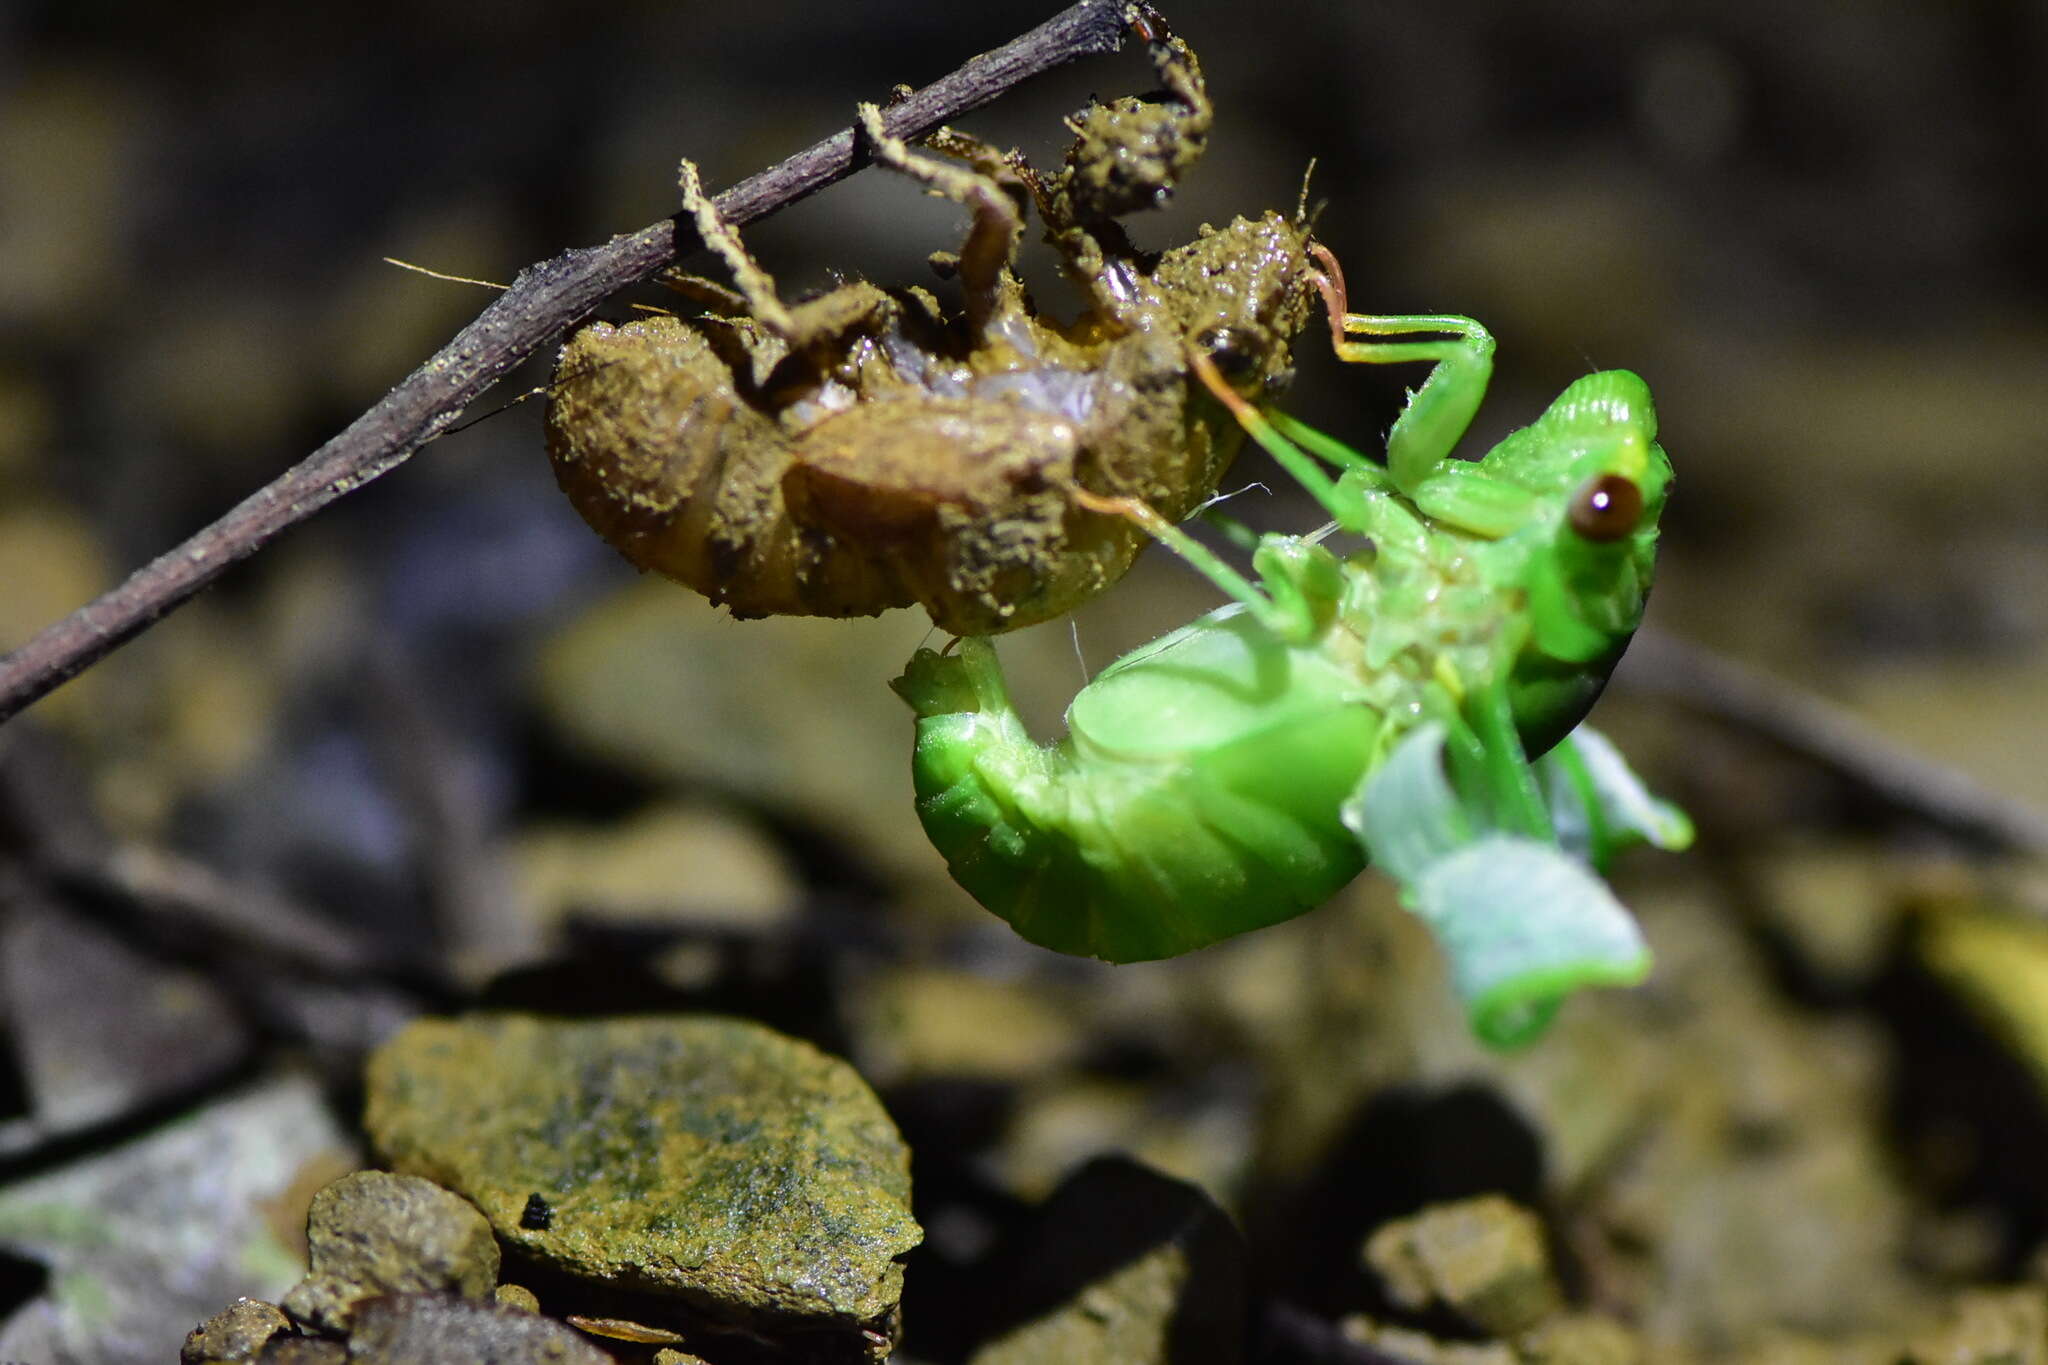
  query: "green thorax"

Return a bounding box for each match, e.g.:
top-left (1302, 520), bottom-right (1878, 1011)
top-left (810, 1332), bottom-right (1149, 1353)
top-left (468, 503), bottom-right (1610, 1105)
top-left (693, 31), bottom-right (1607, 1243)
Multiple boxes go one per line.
top-left (1068, 368), bottom-right (1668, 768)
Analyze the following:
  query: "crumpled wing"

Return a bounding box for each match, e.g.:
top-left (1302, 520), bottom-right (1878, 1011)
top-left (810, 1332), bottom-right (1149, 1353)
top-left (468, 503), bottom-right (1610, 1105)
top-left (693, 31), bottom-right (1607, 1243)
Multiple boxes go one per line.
top-left (1536, 726), bottom-right (1695, 870)
top-left (1343, 721), bottom-right (1655, 1048)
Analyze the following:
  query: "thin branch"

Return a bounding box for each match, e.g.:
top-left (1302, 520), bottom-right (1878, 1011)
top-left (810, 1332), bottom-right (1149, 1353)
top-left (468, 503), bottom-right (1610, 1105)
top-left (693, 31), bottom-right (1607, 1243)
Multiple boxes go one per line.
top-left (0, 0), bottom-right (1135, 725)
top-left (1615, 627), bottom-right (2048, 858)
top-left (0, 723), bottom-right (388, 975)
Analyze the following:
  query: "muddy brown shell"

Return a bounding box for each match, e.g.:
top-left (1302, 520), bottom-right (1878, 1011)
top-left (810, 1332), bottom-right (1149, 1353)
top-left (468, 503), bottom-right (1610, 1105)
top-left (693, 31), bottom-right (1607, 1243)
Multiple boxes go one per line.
top-left (545, 207), bottom-right (1317, 637)
top-left (545, 316), bottom-right (903, 622)
top-left (546, 314), bottom-right (1176, 636)
top-left (543, 6), bottom-right (1324, 636)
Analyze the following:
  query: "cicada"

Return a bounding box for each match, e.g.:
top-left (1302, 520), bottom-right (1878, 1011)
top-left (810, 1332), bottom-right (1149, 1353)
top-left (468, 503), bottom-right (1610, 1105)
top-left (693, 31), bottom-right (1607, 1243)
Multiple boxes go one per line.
top-left (892, 248), bottom-right (1693, 1046)
top-left (545, 9), bottom-right (1318, 636)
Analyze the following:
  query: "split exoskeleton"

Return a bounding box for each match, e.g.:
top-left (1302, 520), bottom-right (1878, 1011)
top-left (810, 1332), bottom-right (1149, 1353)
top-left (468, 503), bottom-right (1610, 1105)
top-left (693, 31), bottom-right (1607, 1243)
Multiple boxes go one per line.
top-left (545, 7), bottom-right (1318, 636)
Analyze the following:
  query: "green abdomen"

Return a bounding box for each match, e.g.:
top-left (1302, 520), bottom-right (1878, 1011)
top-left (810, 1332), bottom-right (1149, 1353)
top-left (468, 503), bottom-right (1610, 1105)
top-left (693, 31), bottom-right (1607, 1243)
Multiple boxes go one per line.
top-left (909, 702), bottom-right (1380, 962)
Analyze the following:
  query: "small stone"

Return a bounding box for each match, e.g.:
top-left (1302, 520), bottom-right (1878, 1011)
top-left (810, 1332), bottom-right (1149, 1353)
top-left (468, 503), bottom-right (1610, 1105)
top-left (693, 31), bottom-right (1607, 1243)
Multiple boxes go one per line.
top-left (1905, 1287), bottom-right (2048, 1365)
top-left (182, 1298), bottom-right (290, 1363)
top-left (513, 802), bottom-right (800, 936)
top-left (494, 1283), bottom-right (541, 1312)
top-left (277, 1276), bottom-right (361, 1338)
top-left (1516, 1312), bottom-right (1641, 1365)
top-left (1364, 1195), bottom-right (1560, 1337)
top-left (969, 1157), bottom-right (1245, 1365)
top-left (254, 1340), bottom-right (347, 1365)
top-left (1743, 843), bottom-right (1900, 987)
top-left (536, 585), bottom-right (936, 882)
top-left (0, 1077), bottom-right (356, 1365)
top-left (1919, 907), bottom-right (2048, 1097)
top-left (849, 966), bottom-right (1084, 1087)
top-left (1739, 1333), bottom-right (1897, 1365)
top-left (522, 1192), bottom-right (553, 1229)
top-left (345, 1294), bottom-right (613, 1365)
top-left (365, 1013), bottom-right (920, 1358)
top-left (280, 1171), bottom-right (499, 1334)
top-left (566, 1313), bottom-right (689, 1344)
top-left (1340, 1315), bottom-right (1515, 1365)
top-left (0, 896), bottom-right (250, 1156)
top-left (653, 1351), bottom-right (715, 1365)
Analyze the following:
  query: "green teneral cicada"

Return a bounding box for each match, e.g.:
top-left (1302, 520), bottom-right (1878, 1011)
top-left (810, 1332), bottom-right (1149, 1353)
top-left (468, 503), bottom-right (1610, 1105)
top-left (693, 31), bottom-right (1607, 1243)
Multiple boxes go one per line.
top-left (893, 247), bottom-right (1692, 1047)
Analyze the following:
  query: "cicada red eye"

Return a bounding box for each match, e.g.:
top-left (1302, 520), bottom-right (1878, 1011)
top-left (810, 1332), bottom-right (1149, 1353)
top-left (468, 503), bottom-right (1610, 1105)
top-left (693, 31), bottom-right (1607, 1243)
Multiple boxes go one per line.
top-left (1568, 473), bottom-right (1643, 542)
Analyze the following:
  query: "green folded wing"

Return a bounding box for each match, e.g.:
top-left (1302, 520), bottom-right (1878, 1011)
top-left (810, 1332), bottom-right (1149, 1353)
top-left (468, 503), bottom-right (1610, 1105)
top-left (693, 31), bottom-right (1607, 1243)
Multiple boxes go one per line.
top-left (1406, 837), bottom-right (1651, 1047)
top-left (1337, 721), bottom-right (1470, 883)
top-left (1536, 727), bottom-right (1694, 870)
top-left (1344, 723), bottom-right (1656, 1048)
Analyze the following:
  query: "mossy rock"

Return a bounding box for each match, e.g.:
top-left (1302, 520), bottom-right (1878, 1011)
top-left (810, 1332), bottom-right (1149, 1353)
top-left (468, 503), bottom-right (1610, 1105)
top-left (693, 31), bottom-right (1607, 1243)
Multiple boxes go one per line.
top-left (364, 1014), bottom-right (919, 1355)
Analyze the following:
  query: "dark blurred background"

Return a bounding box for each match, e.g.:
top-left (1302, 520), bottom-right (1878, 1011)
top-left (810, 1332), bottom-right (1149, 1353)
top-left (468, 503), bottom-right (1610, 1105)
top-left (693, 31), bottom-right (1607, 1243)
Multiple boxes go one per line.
top-left (5, 3), bottom-right (2048, 1358)
top-left (2, 0), bottom-right (2046, 1072)
top-left (5, 0), bottom-right (2046, 816)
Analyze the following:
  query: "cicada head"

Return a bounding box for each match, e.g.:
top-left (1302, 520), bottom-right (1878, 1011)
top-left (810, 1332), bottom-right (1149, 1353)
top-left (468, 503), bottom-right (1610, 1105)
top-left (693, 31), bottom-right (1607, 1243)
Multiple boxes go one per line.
top-left (1492, 369), bottom-right (1673, 747)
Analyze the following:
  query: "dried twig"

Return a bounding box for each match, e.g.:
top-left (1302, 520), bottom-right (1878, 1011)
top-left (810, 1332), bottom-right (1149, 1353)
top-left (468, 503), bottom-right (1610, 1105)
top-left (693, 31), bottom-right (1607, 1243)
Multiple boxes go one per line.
top-left (1616, 628), bottom-right (2048, 857)
top-left (0, 724), bottom-right (387, 975)
top-left (0, 1), bottom-right (1135, 725)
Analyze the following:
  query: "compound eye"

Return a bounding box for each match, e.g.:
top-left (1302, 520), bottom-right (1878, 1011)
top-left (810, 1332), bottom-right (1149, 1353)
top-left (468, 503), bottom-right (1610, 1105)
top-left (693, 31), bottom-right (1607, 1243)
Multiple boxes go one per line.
top-left (1568, 473), bottom-right (1643, 542)
top-left (1195, 325), bottom-right (1263, 393)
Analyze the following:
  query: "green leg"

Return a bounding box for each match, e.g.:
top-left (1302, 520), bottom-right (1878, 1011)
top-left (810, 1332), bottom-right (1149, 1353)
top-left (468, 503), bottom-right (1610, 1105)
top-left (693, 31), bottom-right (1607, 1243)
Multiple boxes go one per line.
top-left (1251, 536), bottom-right (1345, 639)
top-left (1189, 351), bottom-right (1377, 535)
top-left (1534, 728), bottom-right (1695, 871)
top-left (1073, 490), bottom-right (1322, 643)
top-left (1266, 410), bottom-right (1388, 476)
top-left (1212, 287), bottom-right (1498, 519)
top-left (1198, 507), bottom-right (1262, 554)
top-left (1081, 347), bottom-right (1377, 643)
top-left (1463, 677), bottom-right (1555, 844)
top-left (1265, 387), bottom-right (1540, 542)
top-left (1442, 625), bottom-right (1554, 843)
top-left (1327, 315), bottom-right (1495, 493)
top-left (1307, 243), bottom-right (1495, 489)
